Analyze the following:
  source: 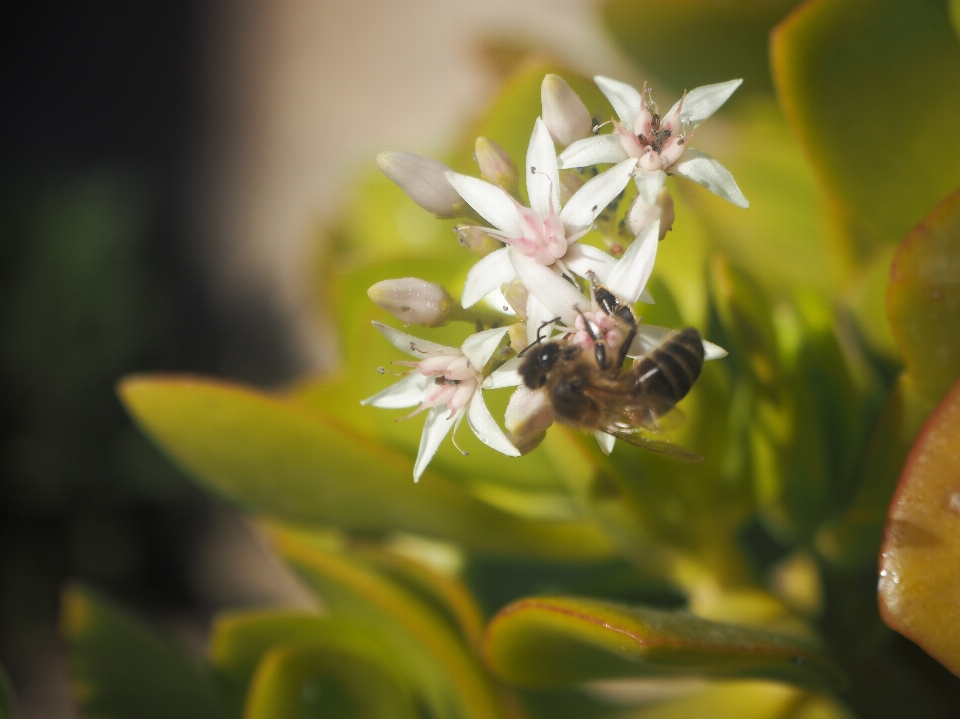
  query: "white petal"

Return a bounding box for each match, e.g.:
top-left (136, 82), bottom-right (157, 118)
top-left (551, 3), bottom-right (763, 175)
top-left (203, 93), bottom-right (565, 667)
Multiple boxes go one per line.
top-left (361, 372), bottom-right (431, 408)
top-left (525, 293), bottom-right (556, 346)
top-left (460, 325), bottom-right (511, 370)
top-left (467, 392), bottom-right (520, 457)
top-left (633, 169), bottom-right (667, 206)
top-left (595, 430), bottom-right (616, 455)
top-left (558, 134), bottom-right (627, 169)
top-left (373, 322), bottom-right (459, 358)
top-left (673, 149), bottom-right (749, 208)
top-left (560, 158), bottom-right (637, 234)
top-left (562, 243), bottom-right (617, 282)
top-left (639, 287), bottom-right (656, 304)
top-left (461, 247), bottom-right (516, 308)
top-left (445, 172), bottom-right (523, 235)
top-left (627, 324), bottom-right (727, 360)
top-left (525, 118), bottom-right (561, 217)
top-left (594, 76), bottom-right (642, 128)
top-left (483, 356), bottom-right (523, 389)
top-left (510, 250), bottom-right (587, 328)
top-left (667, 79), bottom-right (742, 127)
top-left (605, 220), bottom-right (659, 304)
top-left (413, 406), bottom-right (458, 481)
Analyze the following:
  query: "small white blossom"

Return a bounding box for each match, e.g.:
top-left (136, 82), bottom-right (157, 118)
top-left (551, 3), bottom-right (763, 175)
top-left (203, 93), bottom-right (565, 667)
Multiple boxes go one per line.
top-left (559, 77), bottom-right (749, 211)
top-left (362, 322), bottom-right (519, 481)
top-left (447, 118), bottom-right (636, 314)
top-left (367, 278), bottom-right (455, 327)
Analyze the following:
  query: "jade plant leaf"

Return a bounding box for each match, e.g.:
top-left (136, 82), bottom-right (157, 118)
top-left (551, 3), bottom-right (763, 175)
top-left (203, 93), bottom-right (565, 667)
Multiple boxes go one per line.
top-left (60, 585), bottom-right (229, 719)
top-left (600, 0), bottom-right (801, 97)
top-left (879, 378), bottom-right (960, 678)
top-left (887, 188), bottom-right (960, 406)
top-left (482, 596), bottom-right (842, 691)
top-left (266, 523), bottom-right (505, 719)
top-left (118, 375), bottom-right (614, 561)
top-left (243, 643), bottom-right (417, 719)
top-left (772, 0), bottom-right (960, 244)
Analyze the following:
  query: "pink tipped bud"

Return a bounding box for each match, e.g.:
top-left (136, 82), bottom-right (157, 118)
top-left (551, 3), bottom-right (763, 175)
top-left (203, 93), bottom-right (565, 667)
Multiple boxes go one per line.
top-left (367, 278), bottom-right (455, 327)
top-left (626, 187), bottom-right (675, 240)
top-left (377, 151), bottom-right (465, 218)
top-left (505, 386), bottom-right (555, 454)
top-left (454, 225), bottom-right (502, 257)
top-left (541, 74), bottom-right (593, 148)
top-left (475, 137), bottom-right (519, 196)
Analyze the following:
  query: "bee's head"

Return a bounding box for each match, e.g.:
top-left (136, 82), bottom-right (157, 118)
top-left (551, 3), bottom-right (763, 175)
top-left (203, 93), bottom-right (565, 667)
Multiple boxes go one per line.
top-left (519, 341), bottom-right (563, 389)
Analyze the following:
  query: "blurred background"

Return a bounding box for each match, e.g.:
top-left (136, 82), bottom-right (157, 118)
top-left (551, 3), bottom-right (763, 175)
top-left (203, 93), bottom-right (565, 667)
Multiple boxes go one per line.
top-left (0, 2), bottom-right (637, 716)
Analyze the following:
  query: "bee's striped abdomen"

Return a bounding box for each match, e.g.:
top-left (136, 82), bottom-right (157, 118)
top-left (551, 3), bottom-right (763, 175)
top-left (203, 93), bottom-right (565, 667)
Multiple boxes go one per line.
top-left (633, 327), bottom-right (704, 404)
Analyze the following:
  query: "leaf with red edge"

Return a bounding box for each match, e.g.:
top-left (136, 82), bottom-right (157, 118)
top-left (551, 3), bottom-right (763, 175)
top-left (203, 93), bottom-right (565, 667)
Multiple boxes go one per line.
top-left (879, 378), bottom-right (960, 678)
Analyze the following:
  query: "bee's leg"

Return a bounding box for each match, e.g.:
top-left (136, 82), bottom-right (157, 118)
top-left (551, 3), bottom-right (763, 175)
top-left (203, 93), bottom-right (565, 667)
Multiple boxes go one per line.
top-left (576, 307), bottom-right (609, 369)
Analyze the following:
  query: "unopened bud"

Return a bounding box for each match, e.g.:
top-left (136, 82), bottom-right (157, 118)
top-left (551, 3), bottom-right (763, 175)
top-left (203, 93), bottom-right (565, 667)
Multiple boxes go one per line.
top-left (454, 225), bottom-right (502, 257)
top-left (475, 137), bottom-right (519, 196)
top-left (626, 187), bottom-right (675, 240)
top-left (558, 170), bottom-right (585, 206)
top-left (377, 151), bottom-right (465, 218)
top-left (368, 278), bottom-right (455, 327)
top-left (541, 74), bottom-right (593, 148)
top-left (501, 281), bottom-right (529, 319)
top-left (505, 386), bottom-right (555, 455)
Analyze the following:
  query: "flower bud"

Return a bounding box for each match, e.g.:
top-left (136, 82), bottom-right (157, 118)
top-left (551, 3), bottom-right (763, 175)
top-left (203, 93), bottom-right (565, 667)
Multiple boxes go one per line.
top-left (558, 170), bottom-right (585, 206)
top-left (541, 74), bottom-right (593, 148)
top-left (367, 278), bottom-right (455, 327)
top-left (626, 187), bottom-right (675, 240)
top-left (377, 151), bottom-right (465, 218)
top-left (454, 225), bottom-right (502, 257)
top-left (505, 386), bottom-right (555, 455)
top-left (475, 137), bottom-right (519, 196)
top-left (501, 281), bottom-right (529, 319)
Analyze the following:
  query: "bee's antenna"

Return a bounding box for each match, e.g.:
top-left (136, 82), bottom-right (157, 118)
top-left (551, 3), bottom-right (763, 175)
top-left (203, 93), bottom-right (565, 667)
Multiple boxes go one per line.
top-left (518, 317), bottom-right (561, 357)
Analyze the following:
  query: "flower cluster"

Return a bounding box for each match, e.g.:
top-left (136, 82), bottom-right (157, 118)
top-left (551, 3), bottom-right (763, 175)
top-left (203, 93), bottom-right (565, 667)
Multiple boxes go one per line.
top-left (368, 74), bottom-right (744, 480)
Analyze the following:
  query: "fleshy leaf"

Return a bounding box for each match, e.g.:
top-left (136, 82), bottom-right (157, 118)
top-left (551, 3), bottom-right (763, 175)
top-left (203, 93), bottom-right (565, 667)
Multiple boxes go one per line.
top-left (119, 375), bottom-right (614, 560)
top-left (482, 596), bottom-right (842, 690)
top-left (60, 585), bottom-right (228, 719)
top-left (772, 0), bottom-right (960, 243)
top-left (267, 524), bottom-right (504, 719)
top-left (887, 188), bottom-right (960, 406)
top-left (601, 0), bottom-right (801, 96)
top-left (879, 378), bottom-right (960, 678)
top-left (244, 643), bottom-right (416, 719)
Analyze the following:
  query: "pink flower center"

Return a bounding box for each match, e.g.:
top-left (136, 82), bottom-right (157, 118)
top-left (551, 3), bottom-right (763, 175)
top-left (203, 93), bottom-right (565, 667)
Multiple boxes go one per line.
top-left (506, 198), bottom-right (568, 265)
top-left (406, 354), bottom-right (479, 417)
top-left (572, 311), bottom-right (626, 352)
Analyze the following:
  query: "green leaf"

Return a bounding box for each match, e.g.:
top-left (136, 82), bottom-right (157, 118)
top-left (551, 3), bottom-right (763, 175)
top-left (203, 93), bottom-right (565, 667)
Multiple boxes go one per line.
top-left (243, 643), bottom-right (417, 719)
top-left (887, 188), bottom-right (960, 406)
top-left (60, 585), bottom-right (228, 719)
top-left (600, 0), bottom-right (801, 97)
top-left (772, 0), bottom-right (960, 244)
top-left (0, 664), bottom-right (13, 719)
top-left (119, 375), bottom-right (614, 561)
top-left (267, 523), bottom-right (505, 719)
top-left (879, 378), bottom-right (960, 679)
top-left (482, 596), bottom-right (842, 691)
top-left (815, 373), bottom-right (936, 566)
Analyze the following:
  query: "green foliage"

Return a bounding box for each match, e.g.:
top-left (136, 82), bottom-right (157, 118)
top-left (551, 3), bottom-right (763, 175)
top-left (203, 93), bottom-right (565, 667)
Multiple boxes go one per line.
top-left (64, 3), bottom-right (960, 717)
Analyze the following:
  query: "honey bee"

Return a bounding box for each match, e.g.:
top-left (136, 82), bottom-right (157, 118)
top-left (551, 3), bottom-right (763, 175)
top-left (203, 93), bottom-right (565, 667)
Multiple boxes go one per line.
top-left (518, 281), bottom-right (704, 461)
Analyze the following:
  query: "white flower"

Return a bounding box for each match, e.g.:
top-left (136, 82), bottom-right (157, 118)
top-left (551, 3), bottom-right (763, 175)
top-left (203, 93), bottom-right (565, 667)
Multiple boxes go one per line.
top-left (559, 77), bottom-right (749, 210)
top-left (362, 322), bottom-right (519, 481)
top-left (446, 118), bottom-right (637, 312)
top-left (487, 219), bottom-right (726, 455)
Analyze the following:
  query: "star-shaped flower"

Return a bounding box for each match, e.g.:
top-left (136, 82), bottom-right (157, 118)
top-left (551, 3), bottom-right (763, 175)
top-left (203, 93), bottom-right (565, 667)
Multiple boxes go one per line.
top-left (446, 118), bottom-right (637, 312)
top-left (484, 220), bottom-right (726, 455)
top-left (362, 323), bottom-right (519, 480)
top-left (559, 77), bottom-right (749, 211)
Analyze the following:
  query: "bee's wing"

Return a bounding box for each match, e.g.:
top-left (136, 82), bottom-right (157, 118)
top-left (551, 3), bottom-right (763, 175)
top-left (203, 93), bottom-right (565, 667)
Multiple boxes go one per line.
top-left (599, 427), bottom-right (703, 462)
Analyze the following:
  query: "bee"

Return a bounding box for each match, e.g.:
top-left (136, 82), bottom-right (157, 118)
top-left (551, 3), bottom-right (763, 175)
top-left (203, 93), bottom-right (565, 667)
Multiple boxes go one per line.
top-left (518, 281), bottom-right (704, 461)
